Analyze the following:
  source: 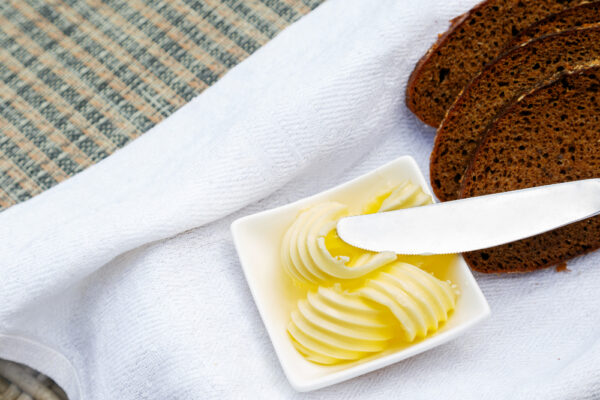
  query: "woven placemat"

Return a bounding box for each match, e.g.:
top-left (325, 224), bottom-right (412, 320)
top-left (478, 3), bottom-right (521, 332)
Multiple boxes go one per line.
top-left (0, 0), bottom-right (325, 398)
top-left (0, 0), bottom-right (325, 210)
top-left (0, 360), bottom-right (67, 400)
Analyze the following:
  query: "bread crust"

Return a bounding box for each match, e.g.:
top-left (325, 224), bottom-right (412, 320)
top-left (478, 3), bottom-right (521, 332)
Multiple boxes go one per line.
top-left (458, 64), bottom-right (600, 198)
top-left (430, 26), bottom-right (600, 202)
top-left (405, 8), bottom-right (471, 127)
top-left (406, 0), bottom-right (587, 128)
top-left (458, 67), bottom-right (600, 273)
top-left (509, 1), bottom-right (600, 47)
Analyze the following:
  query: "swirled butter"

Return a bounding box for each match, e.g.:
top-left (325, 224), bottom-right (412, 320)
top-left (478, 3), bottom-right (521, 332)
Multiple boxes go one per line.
top-left (287, 261), bottom-right (456, 364)
top-left (287, 284), bottom-right (394, 365)
top-left (356, 262), bottom-right (456, 342)
top-left (366, 180), bottom-right (433, 213)
top-left (281, 182), bottom-right (433, 286)
top-left (280, 202), bottom-right (396, 284)
top-left (282, 181), bottom-right (458, 365)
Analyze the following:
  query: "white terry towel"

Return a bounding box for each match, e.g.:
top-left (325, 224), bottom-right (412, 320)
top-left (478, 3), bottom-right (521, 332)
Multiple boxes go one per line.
top-left (1, 0), bottom-right (599, 398)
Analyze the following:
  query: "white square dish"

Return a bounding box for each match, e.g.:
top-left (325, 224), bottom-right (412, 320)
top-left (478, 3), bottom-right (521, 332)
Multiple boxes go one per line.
top-left (231, 156), bottom-right (490, 392)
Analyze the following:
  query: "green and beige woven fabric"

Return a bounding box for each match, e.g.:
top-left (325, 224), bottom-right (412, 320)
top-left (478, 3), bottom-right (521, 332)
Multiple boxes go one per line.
top-left (0, 360), bottom-right (68, 400)
top-left (0, 1), bottom-right (325, 398)
top-left (0, 0), bottom-right (325, 211)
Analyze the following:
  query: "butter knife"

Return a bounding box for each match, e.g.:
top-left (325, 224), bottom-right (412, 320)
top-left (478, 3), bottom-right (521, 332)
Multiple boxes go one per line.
top-left (336, 179), bottom-right (600, 255)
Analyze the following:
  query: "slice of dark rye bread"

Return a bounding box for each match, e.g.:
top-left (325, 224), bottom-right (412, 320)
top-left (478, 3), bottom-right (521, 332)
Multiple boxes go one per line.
top-left (460, 67), bottom-right (600, 273)
top-left (405, 0), bottom-right (586, 128)
top-left (430, 27), bottom-right (600, 202)
top-left (509, 1), bottom-right (600, 47)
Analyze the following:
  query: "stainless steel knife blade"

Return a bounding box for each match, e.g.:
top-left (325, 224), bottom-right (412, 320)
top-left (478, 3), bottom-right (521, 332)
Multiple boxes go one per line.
top-left (336, 179), bottom-right (600, 255)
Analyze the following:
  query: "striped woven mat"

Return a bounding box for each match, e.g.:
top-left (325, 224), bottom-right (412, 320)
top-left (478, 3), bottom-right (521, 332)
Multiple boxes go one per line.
top-left (0, 1), bottom-right (325, 398)
top-left (0, 0), bottom-right (325, 211)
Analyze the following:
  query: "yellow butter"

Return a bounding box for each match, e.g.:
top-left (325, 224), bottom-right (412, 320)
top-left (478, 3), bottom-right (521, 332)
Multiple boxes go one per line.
top-left (288, 284), bottom-right (393, 365)
top-left (281, 182), bottom-right (432, 286)
top-left (356, 262), bottom-right (456, 342)
top-left (288, 263), bottom-right (456, 364)
top-left (282, 181), bottom-right (458, 365)
top-left (280, 202), bottom-right (396, 284)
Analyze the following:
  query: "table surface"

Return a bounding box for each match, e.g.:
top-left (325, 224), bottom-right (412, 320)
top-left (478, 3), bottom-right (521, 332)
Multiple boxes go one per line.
top-left (0, 0), bottom-right (325, 398)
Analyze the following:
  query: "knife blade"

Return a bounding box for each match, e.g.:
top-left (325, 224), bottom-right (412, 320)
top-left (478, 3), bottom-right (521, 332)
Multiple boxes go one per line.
top-left (336, 179), bottom-right (600, 255)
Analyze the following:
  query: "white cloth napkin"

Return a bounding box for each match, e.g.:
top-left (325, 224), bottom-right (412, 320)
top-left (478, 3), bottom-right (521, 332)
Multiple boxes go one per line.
top-left (1, 0), bottom-right (599, 398)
